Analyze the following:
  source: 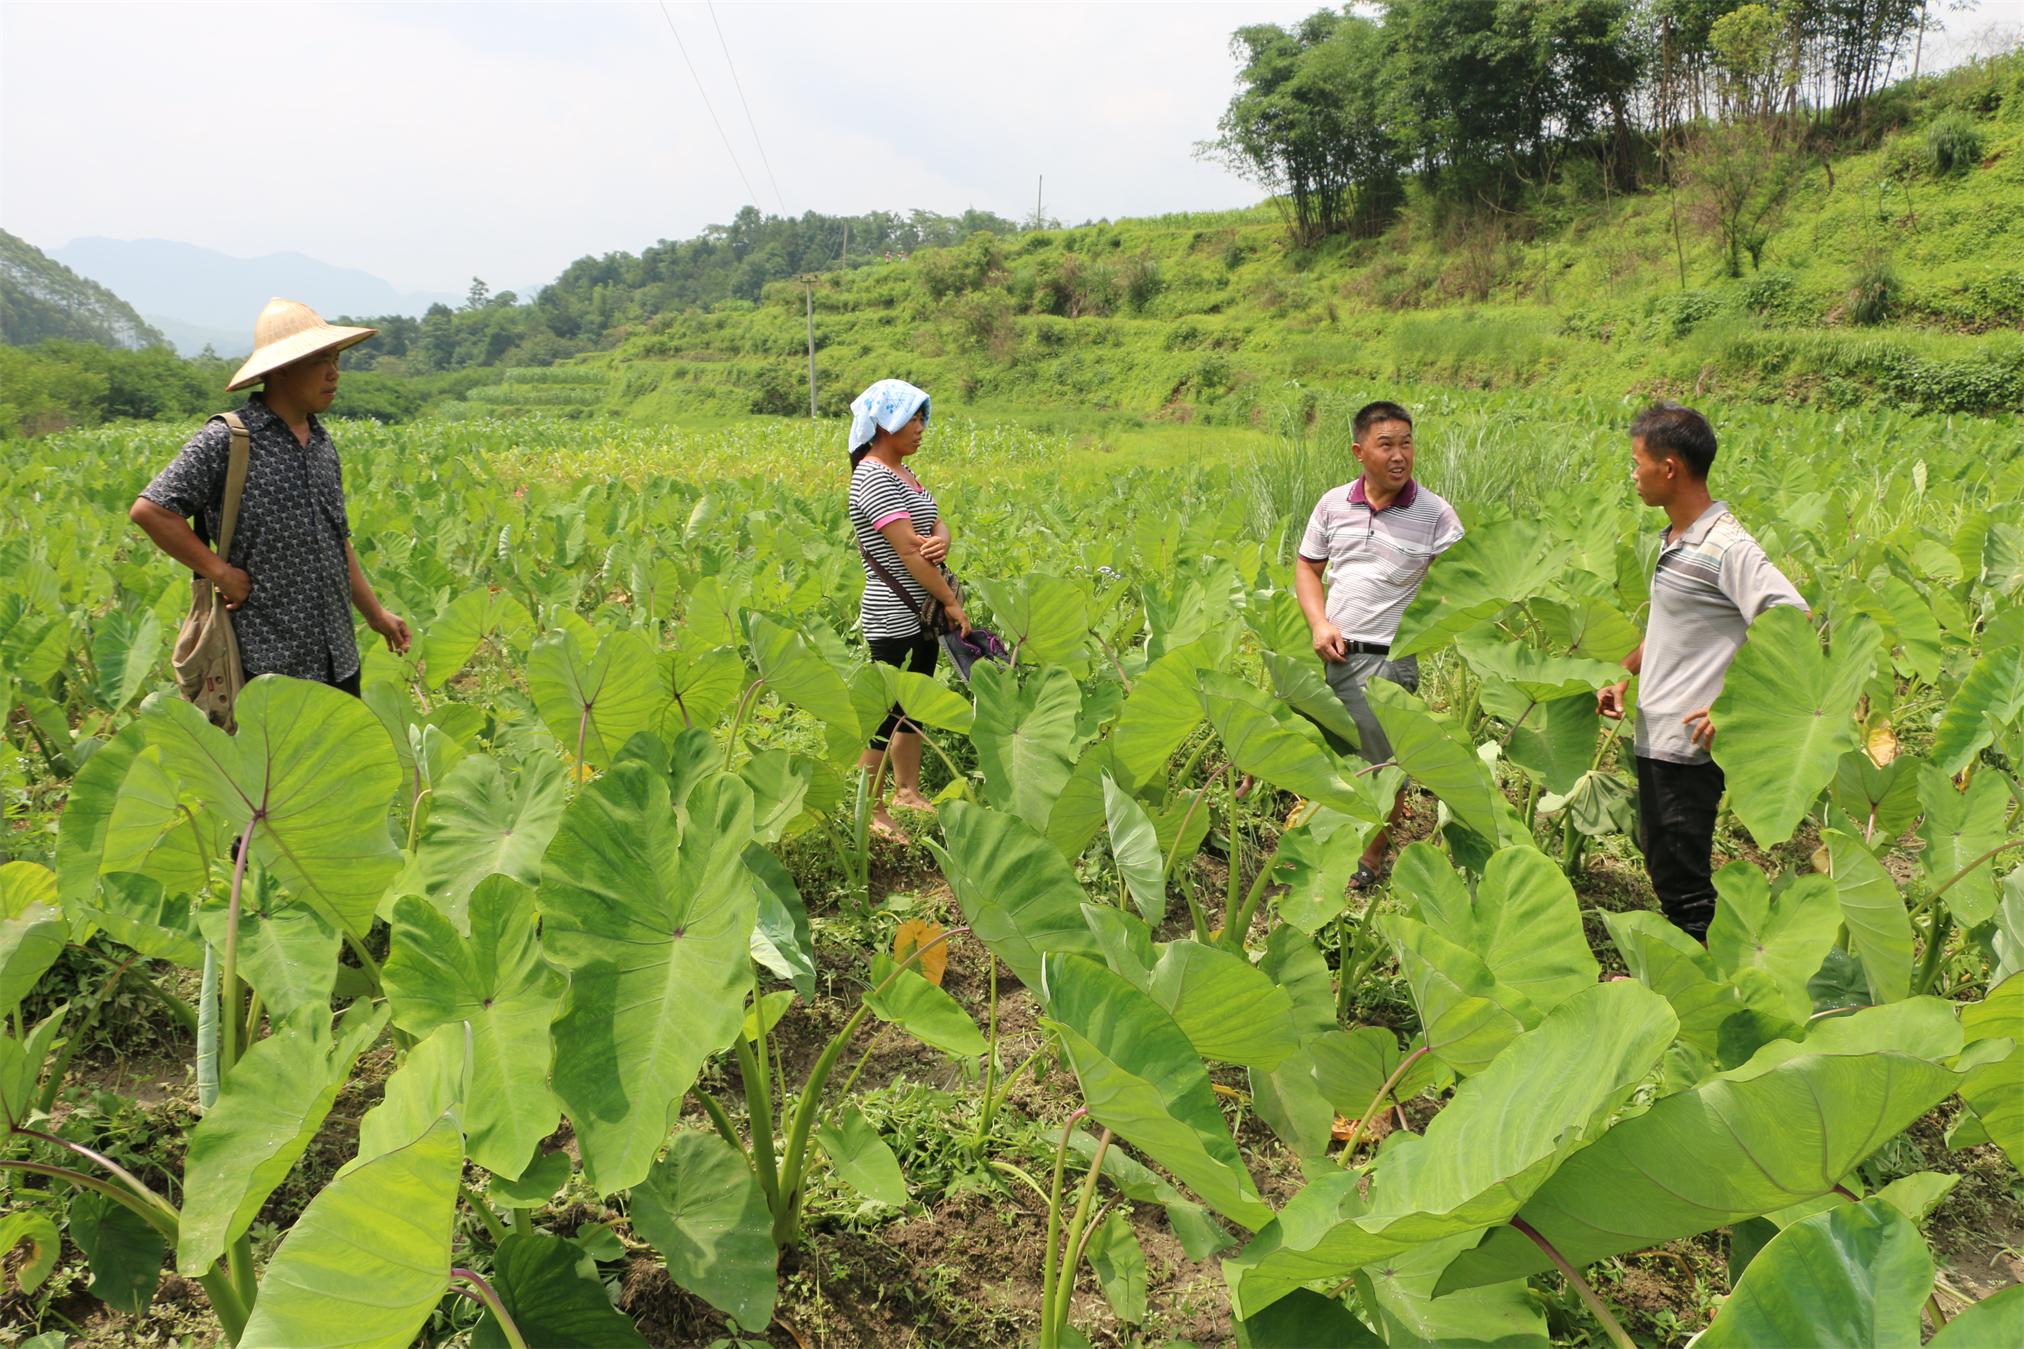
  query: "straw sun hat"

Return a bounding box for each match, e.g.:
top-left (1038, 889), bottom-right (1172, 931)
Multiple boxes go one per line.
top-left (225, 298), bottom-right (378, 392)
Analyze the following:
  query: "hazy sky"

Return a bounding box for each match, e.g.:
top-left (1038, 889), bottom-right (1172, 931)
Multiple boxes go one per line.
top-left (2, 1), bottom-right (1323, 292)
top-left (3, 1), bottom-right (2014, 294)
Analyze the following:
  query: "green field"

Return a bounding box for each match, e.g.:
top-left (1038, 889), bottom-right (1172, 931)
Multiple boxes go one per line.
top-left (1, 385), bottom-right (2020, 1346)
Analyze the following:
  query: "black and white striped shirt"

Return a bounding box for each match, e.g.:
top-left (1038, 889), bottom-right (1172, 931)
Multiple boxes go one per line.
top-left (848, 458), bottom-right (942, 638)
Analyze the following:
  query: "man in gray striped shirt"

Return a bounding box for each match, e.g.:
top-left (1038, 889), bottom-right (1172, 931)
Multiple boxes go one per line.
top-left (1296, 400), bottom-right (1466, 887)
top-left (1598, 403), bottom-right (1805, 940)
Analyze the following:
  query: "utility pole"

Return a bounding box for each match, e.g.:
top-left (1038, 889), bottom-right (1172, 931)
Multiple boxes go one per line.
top-left (1035, 175), bottom-right (1043, 230)
top-left (804, 280), bottom-right (818, 418)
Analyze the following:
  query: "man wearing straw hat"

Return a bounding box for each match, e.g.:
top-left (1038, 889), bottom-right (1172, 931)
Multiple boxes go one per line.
top-left (130, 298), bottom-right (410, 696)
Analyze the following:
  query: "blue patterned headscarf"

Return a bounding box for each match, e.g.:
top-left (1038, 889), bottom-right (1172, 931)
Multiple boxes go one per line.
top-left (848, 379), bottom-right (930, 456)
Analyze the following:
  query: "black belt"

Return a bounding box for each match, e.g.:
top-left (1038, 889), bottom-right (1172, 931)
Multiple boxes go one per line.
top-left (1343, 641), bottom-right (1390, 656)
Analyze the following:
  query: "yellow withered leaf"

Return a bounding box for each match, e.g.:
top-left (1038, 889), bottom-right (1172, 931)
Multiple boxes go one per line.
top-left (894, 919), bottom-right (948, 986)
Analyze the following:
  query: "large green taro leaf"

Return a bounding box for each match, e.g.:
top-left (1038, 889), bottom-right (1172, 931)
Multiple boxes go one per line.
top-left (1111, 641), bottom-right (1213, 786)
top-left (395, 752), bottom-right (567, 931)
top-left (664, 643), bottom-right (747, 733)
top-left (1199, 676), bottom-right (1385, 822)
top-left (1708, 864), bottom-right (1841, 1026)
top-left (356, 1023), bottom-right (465, 1166)
top-left (1380, 914), bottom-right (1535, 1076)
top-left (419, 588), bottom-right (532, 691)
top-left (1365, 680), bottom-right (1502, 841)
top-left (744, 845), bottom-right (816, 998)
top-left (1439, 1003), bottom-right (1974, 1292)
top-left (1224, 981), bottom-right (1676, 1319)
top-left (1362, 1230), bottom-right (1550, 1349)
top-left (57, 728), bottom-right (218, 922)
top-left (136, 679), bottom-right (402, 938)
top-left (746, 612), bottom-right (859, 763)
top-left (1391, 519), bottom-right (1572, 658)
top-left (1710, 608), bottom-right (1880, 848)
top-left (475, 1231), bottom-right (649, 1348)
top-left (628, 1129), bottom-right (778, 1331)
top-left (1697, 1198), bottom-right (1931, 1349)
top-left (1953, 971), bottom-right (2022, 1171)
top-left (864, 953), bottom-right (986, 1059)
top-left (928, 801), bottom-right (1102, 991)
top-left (1391, 844), bottom-right (1598, 1017)
top-left (1454, 637), bottom-right (1622, 702)
top-left (970, 662), bottom-right (1080, 831)
top-left (1145, 940), bottom-right (1302, 1071)
top-left (1929, 645), bottom-right (2024, 776)
top-left (880, 667), bottom-right (974, 734)
top-left (527, 626), bottom-right (667, 770)
top-left (1916, 765), bottom-right (2009, 928)
top-left (1930, 1284), bottom-right (2024, 1349)
top-left (539, 767), bottom-right (758, 1193)
top-left (1601, 910), bottom-right (1764, 1059)
top-left (972, 573), bottom-right (1091, 665)
top-left (384, 879), bottom-right (563, 1178)
top-left (0, 863), bottom-right (65, 1021)
top-left (177, 1001), bottom-right (388, 1275)
top-left (1260, 649), bottom-right (1361, 747)
top-left (196, 880), bottom-right (341, 1026)
top-left (1041, 953), bottom-right (1272, 1232)
top-left (1825, 829), bottom-right (1913, 1004)
top-left (1506, 694), bottom-right (1603, 796)
top-left (91, 609), bottom-right (161, 713)
top-left (238, 1112), bottom-right (462, 1349)
top-left (1103, 773), bottom-right (1167, 925)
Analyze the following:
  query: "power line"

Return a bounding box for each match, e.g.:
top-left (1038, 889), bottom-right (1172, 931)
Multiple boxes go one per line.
top-left (654, 0), bottom-right (761, 212)
top-left (706, 0), bottom-right (787, 215)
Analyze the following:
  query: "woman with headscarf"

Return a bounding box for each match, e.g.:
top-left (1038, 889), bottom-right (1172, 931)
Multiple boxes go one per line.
top-left (847, 379), bottom-right (970, 843)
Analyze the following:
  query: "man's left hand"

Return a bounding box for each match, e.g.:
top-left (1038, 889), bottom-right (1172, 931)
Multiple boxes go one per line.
top-left (370, 608), bottom-right (412, 655)
top-left (1683, 707), bottom-right (1716, 750)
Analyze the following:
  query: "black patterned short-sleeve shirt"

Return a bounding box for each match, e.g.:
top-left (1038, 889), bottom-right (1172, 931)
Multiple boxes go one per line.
top-left (141, 396), bottom-right (359, 683)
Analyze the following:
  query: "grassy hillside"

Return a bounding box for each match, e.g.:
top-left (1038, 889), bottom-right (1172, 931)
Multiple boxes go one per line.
top-left (0, 230), bottom-right (165, 351)
top-left (490, 54), bottom-right (2021, 429)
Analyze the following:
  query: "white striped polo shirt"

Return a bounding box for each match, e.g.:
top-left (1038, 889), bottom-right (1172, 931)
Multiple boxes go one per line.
top-left (1299, 477), bottom-right (1466, 644)
top-left (848, 458), bottom-right (942, 639)
top-left (1635, 501), bottom-right (1806, 765)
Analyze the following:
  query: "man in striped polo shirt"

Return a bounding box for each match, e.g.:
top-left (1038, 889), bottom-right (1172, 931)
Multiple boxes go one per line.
top-left (1296, 400), bottom-right (1466, 888)
top-left (1598, 403), bottom-right (1805, 941)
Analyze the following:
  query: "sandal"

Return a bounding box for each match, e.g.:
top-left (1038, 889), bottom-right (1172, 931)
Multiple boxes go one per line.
top-left (1349, 862), bottom-right (1383, 892)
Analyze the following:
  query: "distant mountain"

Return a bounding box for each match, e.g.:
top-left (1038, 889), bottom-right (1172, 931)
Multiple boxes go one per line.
top-left (0, 229), bottom-right (167, 350)
top-left (48, 238), bottom-right (463, 355)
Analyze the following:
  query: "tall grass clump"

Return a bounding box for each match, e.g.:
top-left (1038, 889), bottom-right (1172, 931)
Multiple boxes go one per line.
top-left (1246, 395), bottom-right (1357, 556)
top-left (1849, 255), bottom-right (1900, 326)
top-left (1925, 112), bottom-right (1984, 176)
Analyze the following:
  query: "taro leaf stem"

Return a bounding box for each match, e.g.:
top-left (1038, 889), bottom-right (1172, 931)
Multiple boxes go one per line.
top-left (773, 926), bottom-right (967, 1248)
top-left (1049, 1127), bottom-right (1113, 1344)
top-left (1510, 1216), bottom-right (1635, 1349)
top-left (973, 955), bottom-right (1000, 1152)
top-left (1337, 1045), bottom-right (1430, 1167)
top-left (451, 1267), bottom-right (529, 1349)
top-left (1038, 1108), bottom-right (1089, 1349)
top-left (460, 1183), bottom-right (510, 1245)
top-left (220, 815), bottom-right (258, 1076)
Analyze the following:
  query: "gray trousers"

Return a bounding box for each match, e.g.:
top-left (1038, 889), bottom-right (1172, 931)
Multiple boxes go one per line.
top-left (1323, 653), bottom-right (1420, 763)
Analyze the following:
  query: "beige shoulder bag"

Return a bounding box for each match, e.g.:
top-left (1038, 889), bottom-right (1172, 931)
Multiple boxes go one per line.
top-left (171, 412), bottom-right (250, 730)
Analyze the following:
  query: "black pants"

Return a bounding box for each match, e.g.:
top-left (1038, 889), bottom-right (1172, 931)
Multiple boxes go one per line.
top-left (1634, 755), bottom-right (1724, 940)
top-left (866, 633), bottom-right (938, 751)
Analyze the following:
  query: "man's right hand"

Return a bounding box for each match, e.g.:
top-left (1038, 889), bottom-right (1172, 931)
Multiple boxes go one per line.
top-left (1597, 679), bottom-right (1629, 720)
top-left (943, 600), bottom-right (971, 637)
top-left (214, 565), bottom-right (252, 611)
top-left (1311, 621), bottom-right (1348, 663)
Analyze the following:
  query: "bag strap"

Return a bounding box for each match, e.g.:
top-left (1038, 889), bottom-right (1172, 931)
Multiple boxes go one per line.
top-left (212, 411), bottom-right (250, 561)
top-left (859, 541), bottom-right (930, 615)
